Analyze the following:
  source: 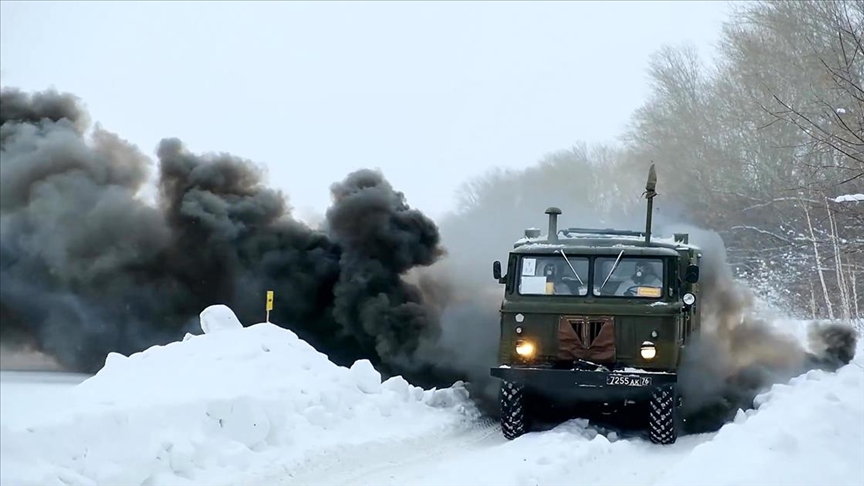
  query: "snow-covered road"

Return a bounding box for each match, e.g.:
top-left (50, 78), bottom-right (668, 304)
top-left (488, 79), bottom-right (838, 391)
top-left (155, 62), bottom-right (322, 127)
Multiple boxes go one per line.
top-left (0, 371), bottom-right (90, 428)
top-left (274, 417), bottom-right (503, 486)
top-left (273, 353), bottom-right (864, 486)
top-left (1, 307), bottom-right (862, 486)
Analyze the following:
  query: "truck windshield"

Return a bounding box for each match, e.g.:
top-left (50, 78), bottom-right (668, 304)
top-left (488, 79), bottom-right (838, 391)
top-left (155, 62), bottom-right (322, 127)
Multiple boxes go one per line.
top-left (518, 255), bottom-right (589, 296)
top-left (593, 257), bottom-right (664, 298)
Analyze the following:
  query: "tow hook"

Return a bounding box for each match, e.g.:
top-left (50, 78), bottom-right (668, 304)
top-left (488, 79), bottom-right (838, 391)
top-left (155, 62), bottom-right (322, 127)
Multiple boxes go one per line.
top-left (600, 401), bottom-right (616, 416)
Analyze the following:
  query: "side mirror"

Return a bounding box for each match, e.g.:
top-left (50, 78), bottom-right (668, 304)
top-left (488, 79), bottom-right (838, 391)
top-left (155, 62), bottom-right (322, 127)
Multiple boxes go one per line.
top-left (493, 261), bottom-right (502, 281)
top-left (685, 264), bottom-right (700, 284)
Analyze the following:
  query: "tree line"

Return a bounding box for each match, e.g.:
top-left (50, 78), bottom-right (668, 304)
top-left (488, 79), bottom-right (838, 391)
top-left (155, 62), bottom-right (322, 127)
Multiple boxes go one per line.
top-left (440, 0), bottom-right (863, 325)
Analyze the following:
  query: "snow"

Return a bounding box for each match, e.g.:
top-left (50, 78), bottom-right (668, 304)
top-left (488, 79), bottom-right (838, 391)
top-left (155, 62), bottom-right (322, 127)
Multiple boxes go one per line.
top-left (2, 307), bottom-right (862, 486)
top-left (427, 358), bottom-right (860, 486)
top-left (834, 193), bottom-right (863, 203)
top-left (284, 331), bottom-right (864, 486)
top-left (0, 372), bottom-right (89, 428)
top-left (656, 364), bottom-right (864, 486)
top-left (198, 304), bottom-right (243, 334)
top-left (514, 242), bottom-right (567, 250)
top-left (621, 367), bottom-right (674, 375)
top-left (0, 308), bottom-right (477, 486)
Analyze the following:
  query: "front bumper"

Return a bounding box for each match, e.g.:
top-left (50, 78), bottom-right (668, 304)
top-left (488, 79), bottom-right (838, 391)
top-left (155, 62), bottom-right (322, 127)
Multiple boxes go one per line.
top-left (490, 366), bottom-right (677, 390)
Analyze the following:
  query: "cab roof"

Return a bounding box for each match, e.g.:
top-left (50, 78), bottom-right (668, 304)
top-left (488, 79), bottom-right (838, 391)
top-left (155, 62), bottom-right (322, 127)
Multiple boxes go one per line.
top-left (511, 227), bottom-right (700, 258)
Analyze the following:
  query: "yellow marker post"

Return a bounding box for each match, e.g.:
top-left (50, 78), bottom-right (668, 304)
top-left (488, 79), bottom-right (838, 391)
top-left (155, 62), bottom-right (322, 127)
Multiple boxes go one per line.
top-left (266, 290), bottom-right (274, 323)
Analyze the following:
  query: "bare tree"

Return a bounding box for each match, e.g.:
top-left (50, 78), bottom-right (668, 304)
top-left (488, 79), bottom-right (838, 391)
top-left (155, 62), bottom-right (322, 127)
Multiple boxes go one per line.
top-left (757, 0), bottom-right (864, 190)
top-left (444, 0), bottom-right (864, 321)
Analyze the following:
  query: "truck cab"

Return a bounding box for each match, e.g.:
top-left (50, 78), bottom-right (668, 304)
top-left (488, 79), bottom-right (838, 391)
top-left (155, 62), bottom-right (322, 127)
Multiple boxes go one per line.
top-left (489, 166), bottom-right (702, 444)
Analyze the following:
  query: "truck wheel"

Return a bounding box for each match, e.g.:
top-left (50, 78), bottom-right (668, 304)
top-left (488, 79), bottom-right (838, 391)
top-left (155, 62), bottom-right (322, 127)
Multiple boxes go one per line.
top-left (500, 381), bottom-right (528, 440)
top-left (649, 384), bottom-right (680, 445)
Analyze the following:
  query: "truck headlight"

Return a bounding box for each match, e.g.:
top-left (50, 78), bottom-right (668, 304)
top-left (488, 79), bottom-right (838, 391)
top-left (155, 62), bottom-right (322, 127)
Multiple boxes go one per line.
top-left (515, 340), bottom-right (535, 358)
top-left (683, 292), bottom-right (696, 306)
top-left (640, 341), bottom-right (657, 360)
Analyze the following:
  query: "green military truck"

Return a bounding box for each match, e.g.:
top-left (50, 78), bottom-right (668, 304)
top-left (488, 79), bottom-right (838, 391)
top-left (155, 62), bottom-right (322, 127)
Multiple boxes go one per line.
top-left (490, 165), bottom-right (702, 445)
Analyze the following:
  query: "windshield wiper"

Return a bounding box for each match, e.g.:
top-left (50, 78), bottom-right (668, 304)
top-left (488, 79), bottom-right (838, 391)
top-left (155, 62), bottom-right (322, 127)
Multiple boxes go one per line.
top-left (598, 250), bottom-right (624, 292)
top-left (557, 249), bottom-right (584, 286)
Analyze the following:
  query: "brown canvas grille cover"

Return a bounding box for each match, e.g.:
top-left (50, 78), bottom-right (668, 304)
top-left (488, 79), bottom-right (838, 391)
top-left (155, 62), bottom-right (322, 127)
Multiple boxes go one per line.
top-left (557, 315), bottom-right (615, 362)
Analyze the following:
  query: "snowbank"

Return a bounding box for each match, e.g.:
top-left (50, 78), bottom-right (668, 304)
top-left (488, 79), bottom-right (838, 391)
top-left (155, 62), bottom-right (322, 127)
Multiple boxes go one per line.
top-left (0, 307), bottom-right (477, 486)
top-left (655, 362), bottom-right (864, 486)
top-left (390, 323), bottom-right (864, 486)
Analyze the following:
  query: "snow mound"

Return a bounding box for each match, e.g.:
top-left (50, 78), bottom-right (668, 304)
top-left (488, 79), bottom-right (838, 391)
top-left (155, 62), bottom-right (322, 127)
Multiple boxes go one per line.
top-left (0, 307), bottom-right (477, 486)
top-left (198, 304), bottom-right (243, 334)
top-left (402, 339), bottom-right (864, 486)
top-left (656, 363), bottom-right (864, 486)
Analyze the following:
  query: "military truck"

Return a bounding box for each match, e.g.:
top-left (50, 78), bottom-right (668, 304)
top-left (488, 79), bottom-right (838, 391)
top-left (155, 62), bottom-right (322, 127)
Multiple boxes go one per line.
top-left (489, 165), bottom-right (702, 445)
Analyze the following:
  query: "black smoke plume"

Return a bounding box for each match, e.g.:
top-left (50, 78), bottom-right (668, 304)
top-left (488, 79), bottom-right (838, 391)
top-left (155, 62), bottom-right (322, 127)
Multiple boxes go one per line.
top-left (0, 86), bottom-right (446, 380)
top-left (673, 227), bottom-right (859, 432)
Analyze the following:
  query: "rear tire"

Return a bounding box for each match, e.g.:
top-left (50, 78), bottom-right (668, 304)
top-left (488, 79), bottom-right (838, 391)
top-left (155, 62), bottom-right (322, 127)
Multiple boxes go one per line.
top-left (500, 381), bottom-right (528, 440)
top-left (649, 384), bottom-right (680, 445)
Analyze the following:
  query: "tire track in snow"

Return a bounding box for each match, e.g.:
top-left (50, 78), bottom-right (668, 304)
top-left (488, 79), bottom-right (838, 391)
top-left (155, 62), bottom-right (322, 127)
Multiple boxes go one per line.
top-left (273, 417), bottom-right (502, 486)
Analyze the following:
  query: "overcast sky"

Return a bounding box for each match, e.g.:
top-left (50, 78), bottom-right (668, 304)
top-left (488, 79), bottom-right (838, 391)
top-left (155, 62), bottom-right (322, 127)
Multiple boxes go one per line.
top-left (1, 1), bottom-right (734, 221)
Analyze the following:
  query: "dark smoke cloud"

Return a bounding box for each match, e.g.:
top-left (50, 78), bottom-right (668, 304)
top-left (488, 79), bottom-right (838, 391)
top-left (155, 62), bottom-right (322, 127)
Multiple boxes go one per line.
top-left (671, 226), bottom-right (859, 432)
top-left (327, 169), bottom-right (445, 365)
top-left (0, 86), bottom-right (447, 379)
top-left (408, 257), bottom-right (504, 408)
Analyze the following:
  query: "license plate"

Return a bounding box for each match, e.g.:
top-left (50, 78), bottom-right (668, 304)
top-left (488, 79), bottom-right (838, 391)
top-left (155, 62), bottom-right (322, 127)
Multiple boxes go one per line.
top-left (606, 374), bottom-right (652, 387)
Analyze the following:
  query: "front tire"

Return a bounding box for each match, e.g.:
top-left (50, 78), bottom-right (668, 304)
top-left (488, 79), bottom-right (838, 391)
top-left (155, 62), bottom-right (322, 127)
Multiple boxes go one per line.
top-left (649, 384), bottom-right (680, 445)
top-left (500, 381), bottom-right (528, 440)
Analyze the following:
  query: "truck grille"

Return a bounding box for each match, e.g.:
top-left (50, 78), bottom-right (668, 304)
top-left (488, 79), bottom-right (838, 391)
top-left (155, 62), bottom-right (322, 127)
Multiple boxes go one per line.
top-left (557, 315), bottom-right (616, 362)
top-left (571, 319), bottom-right (605, 345)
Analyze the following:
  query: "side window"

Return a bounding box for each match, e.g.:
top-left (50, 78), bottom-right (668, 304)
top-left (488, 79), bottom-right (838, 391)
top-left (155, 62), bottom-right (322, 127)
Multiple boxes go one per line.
top-left (506, 255), bottom-right (518, 294)
top-left (669, 259), bottom-right (678, 298)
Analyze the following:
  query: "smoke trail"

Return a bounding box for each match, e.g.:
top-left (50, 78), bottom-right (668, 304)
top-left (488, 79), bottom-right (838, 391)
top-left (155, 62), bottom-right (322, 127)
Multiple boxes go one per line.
top-left (672, 226), bottom-right (859, 432)
top-left (0, 86), bottom-right (446, 378)
top-left (327, 168), bottom-right (445, 365)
